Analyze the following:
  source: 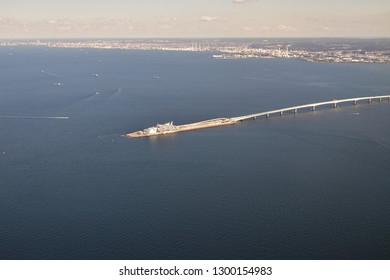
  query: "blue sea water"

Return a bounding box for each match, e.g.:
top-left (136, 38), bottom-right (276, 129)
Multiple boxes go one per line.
top-left (0, 46), bottom-right (390, 260)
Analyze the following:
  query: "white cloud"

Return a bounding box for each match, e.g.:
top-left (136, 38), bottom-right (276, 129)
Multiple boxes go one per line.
top-left (259, 26), bottom-right (270, 31)
top-left (277, 24), bottom-right (297, 32)
top-left (232, 0), bottom-right (255, 4)
top-left (0, 17), bottom-right (141, 37)
top-left (200, 16), bottom-right (219, 22)
top-left (300, 16), bottom-right (320, 22)
top-left (56, 25), bottom-right (72, 31)
top-left (321, 26), bottom-right (332, 31)
top-left (54, 20), bottom-right (76, 31)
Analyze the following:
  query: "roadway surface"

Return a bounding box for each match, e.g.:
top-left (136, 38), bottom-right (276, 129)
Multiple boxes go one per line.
top-left (231, 95), bottom-right (390, 122)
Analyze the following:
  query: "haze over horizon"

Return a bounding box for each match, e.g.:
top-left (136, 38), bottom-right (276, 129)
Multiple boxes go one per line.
top-left (1, 0), bottom-right (389, 38)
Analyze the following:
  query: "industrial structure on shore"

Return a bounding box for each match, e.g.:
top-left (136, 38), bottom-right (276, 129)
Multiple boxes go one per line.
top-left (126, 95), bottom-right (390, 138)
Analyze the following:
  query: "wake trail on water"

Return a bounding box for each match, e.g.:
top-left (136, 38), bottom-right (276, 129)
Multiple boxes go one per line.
top-left (40, 70), bottom-right (60, 78)
top-left (0, 115), bottom-right (69, 120)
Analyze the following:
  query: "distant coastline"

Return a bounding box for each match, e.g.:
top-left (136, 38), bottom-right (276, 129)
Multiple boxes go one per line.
top-left (1, 38), bottom-right (390, 63)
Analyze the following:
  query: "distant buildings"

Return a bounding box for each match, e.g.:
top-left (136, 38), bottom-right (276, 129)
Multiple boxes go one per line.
top-left (1, 39), bottom-right (389, 63)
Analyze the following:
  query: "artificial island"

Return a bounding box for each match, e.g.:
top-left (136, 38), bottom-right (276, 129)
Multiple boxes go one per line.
top-left (126, 95), bottom-right (390, 138)
top-left (126, 118), bottom-right (234, 138)
top-left (2, 38), bottom-right (390, 63)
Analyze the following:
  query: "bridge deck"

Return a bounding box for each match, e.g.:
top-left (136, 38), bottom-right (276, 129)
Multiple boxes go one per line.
top-left (231, 95), bottom-right (390, 122)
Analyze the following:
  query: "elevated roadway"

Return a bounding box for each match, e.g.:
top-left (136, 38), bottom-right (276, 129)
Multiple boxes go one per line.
top-left (231, 95), bottom-right (390, 122)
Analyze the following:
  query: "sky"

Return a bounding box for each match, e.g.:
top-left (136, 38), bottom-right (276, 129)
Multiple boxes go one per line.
top-left (1, 0), bottom-right (389, 38)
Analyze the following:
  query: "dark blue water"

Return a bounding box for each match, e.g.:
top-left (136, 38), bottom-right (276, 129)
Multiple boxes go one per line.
top-left (1, 47), bottom-right (390, 260)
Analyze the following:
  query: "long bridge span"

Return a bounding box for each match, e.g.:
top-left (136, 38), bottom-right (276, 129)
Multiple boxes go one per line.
top-left (127, 95), bottom-right (390, 138)
top-left (231, 95), bottom-right (390, 122)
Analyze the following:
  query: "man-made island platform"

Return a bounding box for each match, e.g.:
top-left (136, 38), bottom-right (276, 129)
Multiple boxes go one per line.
top-left (126, 118), bottom-right (235, 138)
top-left (125, 95), bottom-right (390, 138)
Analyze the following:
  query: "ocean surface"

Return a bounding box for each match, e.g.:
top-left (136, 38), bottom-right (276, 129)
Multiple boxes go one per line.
top-left (0, 46), bottom-right (390, 260)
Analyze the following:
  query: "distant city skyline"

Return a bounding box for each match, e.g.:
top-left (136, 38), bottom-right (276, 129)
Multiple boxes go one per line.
top-left (1, 0), bottom-right (389, 38)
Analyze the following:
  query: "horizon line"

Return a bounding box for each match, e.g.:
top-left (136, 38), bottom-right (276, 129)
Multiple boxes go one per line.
top-left (1, 36), bottom-right (390, 40)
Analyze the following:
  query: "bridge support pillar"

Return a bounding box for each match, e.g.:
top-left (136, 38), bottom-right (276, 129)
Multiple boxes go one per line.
top-left (388, 97), bottom-right (390, 101)
top-left (253, 116), bottom-right (256, 120)
top-left (379, 97), bottom-right (382, 102)
top-left (312, 106), bottom-right (316, 111)
top-left (368, 98), bottom-right (372, 103)
top-left (353, 100), bottom-right (357, 105)
top-left (266, 114), bottom-right (270, 118)
top-left (293, 108), bottom-right (297, 114)
top-left (280, 111), bottom-right (284, 116)
top-left (333, 103), bottom-right (337, 108)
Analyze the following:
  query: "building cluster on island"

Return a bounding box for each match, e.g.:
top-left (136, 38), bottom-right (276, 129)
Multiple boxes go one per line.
top-left (142, 121), bottom-right (177, 135)
top-left (1, 38), bottom-right (390, 63)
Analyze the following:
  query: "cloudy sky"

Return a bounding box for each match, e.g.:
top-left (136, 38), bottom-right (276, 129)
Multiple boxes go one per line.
top-left (1, 0), bottom-right (389, 38)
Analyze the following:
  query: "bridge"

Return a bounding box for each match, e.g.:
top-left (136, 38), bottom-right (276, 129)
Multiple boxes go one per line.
top-left (127, 95), bottom-right (390, 138)
top-left (231, 95), bottom-right (390, 122)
